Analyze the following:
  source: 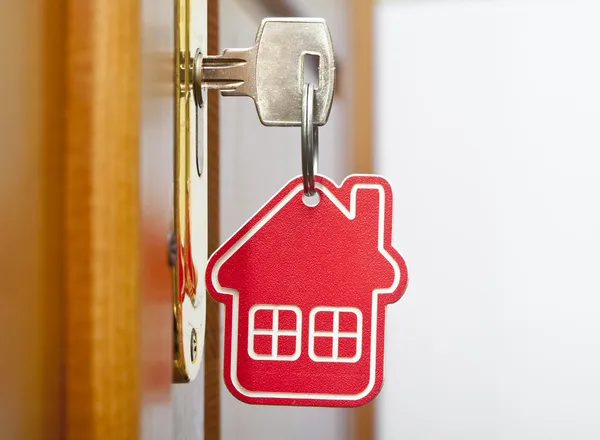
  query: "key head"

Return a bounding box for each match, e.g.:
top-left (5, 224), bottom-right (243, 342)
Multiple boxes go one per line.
top-left (223, 18), bottom-right (336, 127)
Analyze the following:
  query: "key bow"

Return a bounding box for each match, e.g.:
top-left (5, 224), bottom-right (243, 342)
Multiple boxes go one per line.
top-left (196, 18), bottom-right (335, 126)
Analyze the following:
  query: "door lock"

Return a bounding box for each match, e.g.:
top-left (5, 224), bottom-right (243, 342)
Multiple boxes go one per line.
top-left (174, 17), bottom-right (335, 383)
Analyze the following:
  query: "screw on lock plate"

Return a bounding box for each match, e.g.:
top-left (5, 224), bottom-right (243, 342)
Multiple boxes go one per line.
top-left (194, 18), bottom-right (335, 126)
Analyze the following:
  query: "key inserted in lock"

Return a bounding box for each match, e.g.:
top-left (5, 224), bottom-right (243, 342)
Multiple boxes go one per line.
top-left (194, 18), bottom-right (335, 126)
top-left (174, 16), bottom-right (335, 384)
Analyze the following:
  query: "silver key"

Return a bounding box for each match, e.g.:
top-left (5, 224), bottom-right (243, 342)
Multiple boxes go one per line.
top-left (195, 18), bottom-right (335, 126)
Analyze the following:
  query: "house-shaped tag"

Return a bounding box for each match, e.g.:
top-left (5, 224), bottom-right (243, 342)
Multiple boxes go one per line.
top-left (206, 174), bottom-right (408, 407)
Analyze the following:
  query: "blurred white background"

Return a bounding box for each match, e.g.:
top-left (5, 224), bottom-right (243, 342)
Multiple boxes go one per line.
top-left (219, 0), bottom-right (600, 439)
top-left (376, 1), bottom-right (600, 439)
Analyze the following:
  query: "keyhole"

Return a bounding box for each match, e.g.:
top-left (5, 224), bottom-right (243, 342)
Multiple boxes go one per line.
top-left (191, 328), bottom-right (198, 363)
top-left (302, 53), bottom-right (320, 88)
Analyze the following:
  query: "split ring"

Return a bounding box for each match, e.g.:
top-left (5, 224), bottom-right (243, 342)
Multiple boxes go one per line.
top-left (301, 83), bottom-right (319, 196)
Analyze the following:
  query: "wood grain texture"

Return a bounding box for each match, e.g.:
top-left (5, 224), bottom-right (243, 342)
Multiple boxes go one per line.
top-left (349, 0), bottom-right (374, 176)
top-left (0, 2), bottom-right (65, 438)
top-left (65, 0), bottom-right (140, 438)
top-left (42, 0), bottom-right (67, 437)
top-left (205, 1), bottom-right (221, 439)
top-left (348, 0), bottom-right (375, 439)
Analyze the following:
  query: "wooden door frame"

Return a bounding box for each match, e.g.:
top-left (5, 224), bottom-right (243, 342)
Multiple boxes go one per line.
top-left (8, 0), bottom-right (143, 437)
top-left (348, 0), bottom-right (375, 439)
top-left (64, 0), bottom-right (141, 438)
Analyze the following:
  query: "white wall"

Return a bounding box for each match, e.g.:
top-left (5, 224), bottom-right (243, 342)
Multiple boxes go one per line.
top-left (376, 1), bottom-right (600, 439)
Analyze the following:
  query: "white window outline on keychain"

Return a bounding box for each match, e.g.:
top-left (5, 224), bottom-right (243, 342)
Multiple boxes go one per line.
top-left (309, 307), bottom-right (363, 363)
top-left (248, 305), bottom-right (302, 361)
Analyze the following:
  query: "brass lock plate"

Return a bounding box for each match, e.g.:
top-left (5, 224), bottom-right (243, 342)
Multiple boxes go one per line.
top-left (173, 0), bottom-right (207, 382)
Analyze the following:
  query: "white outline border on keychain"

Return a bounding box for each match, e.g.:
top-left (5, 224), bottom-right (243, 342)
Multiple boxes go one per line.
top-left (210, 179), bottom-right (401, 402)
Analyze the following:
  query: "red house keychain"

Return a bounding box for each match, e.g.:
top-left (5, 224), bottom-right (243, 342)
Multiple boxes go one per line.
top-left (206, 84), bottom-right (408, 407)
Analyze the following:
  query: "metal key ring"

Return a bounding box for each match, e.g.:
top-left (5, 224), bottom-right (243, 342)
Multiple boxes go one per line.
top-left (301, 83), bottom-right (319, 196)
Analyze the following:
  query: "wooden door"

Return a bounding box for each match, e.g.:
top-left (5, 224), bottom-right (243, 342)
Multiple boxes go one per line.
top-left (0, 0), bottom-right (219, 439)
top-left (0, 1), bottom-right (375, 439)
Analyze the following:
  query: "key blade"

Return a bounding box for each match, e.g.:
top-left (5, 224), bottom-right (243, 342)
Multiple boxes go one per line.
top-left (201, 47), bottom-right (256, 93)
top-left (201, 57), bottom-right (246, 90)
